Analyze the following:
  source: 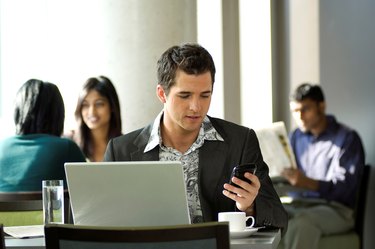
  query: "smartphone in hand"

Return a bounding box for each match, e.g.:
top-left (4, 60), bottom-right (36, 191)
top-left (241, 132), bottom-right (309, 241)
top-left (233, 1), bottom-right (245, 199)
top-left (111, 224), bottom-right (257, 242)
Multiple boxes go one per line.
top-left (229, 163), bottom-right (257, 189)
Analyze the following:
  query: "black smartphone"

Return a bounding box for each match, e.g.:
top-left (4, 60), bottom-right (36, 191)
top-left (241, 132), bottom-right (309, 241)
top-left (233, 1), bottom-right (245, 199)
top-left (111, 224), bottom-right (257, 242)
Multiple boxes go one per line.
top-left (229, 163), bottom-right (257, 189)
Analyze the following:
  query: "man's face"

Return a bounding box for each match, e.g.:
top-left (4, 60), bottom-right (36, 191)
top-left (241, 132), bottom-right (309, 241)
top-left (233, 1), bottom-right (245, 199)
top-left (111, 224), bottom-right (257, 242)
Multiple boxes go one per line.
top-left (157, 70), bottom-right (212, 135)
top-left (290, 98), bottom-right (325, 133)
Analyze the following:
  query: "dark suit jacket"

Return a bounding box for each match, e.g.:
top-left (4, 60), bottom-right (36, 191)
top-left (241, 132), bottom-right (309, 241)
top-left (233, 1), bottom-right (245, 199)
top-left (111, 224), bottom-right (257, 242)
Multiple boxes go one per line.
top-left (104, 116), bottom-right (288, 231)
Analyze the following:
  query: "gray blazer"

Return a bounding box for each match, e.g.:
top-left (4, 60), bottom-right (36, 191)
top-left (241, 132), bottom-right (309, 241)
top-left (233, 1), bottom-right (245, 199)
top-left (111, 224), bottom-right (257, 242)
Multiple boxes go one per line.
top-left (104, 116), bottom-right (288, 231)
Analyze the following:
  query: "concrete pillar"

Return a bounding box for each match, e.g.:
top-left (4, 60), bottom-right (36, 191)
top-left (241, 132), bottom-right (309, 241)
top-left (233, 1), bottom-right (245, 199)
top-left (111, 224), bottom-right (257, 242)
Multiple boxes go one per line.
top-left (58, 0), bottom-right (198, 133)
top-left (0, 0), bottom-right (197, 134)
top-left (98, 0), bottom-right (198, 132)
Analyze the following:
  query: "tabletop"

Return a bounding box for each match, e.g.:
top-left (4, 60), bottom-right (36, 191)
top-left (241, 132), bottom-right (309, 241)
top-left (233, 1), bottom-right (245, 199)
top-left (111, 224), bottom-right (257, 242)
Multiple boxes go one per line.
top-left (231, 229), bottom-right (281, 249)
top-left (5, 229), bottom-right (281, 249)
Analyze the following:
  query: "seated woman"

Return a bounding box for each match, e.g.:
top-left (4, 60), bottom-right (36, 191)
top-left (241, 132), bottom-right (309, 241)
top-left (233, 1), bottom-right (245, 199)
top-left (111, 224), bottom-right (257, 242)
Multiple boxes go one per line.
top-left (70, 76), bottom-right (122, 162)
top-left (0, 79), bottom-right (86, 191)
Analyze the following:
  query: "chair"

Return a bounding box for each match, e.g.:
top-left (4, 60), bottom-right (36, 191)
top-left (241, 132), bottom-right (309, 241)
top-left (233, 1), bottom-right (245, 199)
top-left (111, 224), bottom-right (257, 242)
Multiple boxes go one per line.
top-left (45, 222), bottom-right (230, 249)
top-left (318, 164), bottom-right (371, 249)
top-left (0, 224), bottom-right (5, 249)
top-left (0, 190), bottom-right (71, 226)
top-left (277, 164), bottom-right (371, 249)
top-left (0, 191), bottom-right (43, 226)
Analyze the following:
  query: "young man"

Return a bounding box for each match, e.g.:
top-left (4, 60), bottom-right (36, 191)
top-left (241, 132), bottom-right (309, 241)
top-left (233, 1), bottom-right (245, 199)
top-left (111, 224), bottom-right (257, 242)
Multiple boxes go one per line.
top-left (279, 83), bottom-right (365, 249)
top-left (104, 43), bottom-right (287, 231)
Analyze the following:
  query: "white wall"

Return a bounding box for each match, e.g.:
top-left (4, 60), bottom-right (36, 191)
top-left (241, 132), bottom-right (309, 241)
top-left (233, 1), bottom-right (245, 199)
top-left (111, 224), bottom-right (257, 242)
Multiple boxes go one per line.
top-left (319, 0), bottom-right (375, 248)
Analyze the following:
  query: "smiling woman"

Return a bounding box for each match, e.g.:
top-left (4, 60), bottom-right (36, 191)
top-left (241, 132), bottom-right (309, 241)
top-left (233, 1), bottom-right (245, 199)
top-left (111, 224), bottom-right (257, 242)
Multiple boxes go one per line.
top-left (66, 76), bottom-right (122, 162)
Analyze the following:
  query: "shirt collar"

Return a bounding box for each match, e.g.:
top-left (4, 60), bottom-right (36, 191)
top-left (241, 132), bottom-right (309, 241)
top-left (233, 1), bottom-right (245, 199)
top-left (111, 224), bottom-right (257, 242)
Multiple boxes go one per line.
top-left (325, 115), bottom-right (339, 134)
top-left (144, 111), bottom-right (224, 153)
top-left (302, 115), bottom-right (339, 139)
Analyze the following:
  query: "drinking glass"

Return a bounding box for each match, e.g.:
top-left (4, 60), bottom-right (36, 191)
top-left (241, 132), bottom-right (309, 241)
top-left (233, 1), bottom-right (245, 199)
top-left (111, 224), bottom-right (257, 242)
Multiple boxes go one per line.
top-left (42, 180), bottom-right (64, 224)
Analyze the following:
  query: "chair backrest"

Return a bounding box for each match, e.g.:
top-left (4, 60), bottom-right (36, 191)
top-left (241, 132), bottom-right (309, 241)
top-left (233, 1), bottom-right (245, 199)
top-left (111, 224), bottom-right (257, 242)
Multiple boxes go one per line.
top-left (0, 191), bottom-right (43, 211)
top-left (0, 224), bottom-right (5, 249)
top-left (0, 191), bottom-right (71, 226)
top-left (0, 191), bottom-right (43, 226)
top-left (45, 222), bottom-right (230, 249)
top-left (354, 164), bottom-right (371, 241)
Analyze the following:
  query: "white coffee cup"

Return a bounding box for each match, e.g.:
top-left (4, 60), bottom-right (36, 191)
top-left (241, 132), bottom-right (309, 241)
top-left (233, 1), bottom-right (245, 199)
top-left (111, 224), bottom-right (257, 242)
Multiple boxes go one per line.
top-left (218, 212), bottom-right (255, 231)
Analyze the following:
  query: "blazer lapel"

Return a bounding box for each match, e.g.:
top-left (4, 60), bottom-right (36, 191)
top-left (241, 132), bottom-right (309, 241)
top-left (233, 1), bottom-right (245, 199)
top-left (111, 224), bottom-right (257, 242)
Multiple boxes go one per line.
top-left (130, 124), bottom-right (159, 161)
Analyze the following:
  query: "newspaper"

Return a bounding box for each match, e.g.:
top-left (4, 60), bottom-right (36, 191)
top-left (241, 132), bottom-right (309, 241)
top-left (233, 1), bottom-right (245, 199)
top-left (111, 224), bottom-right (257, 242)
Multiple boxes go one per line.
top-left (255, 121), bottom-right (297, 178)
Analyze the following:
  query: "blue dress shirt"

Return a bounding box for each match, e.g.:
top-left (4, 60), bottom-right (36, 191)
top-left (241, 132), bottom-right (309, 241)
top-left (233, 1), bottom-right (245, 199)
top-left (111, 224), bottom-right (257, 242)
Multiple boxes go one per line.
top-left (290, 115), bottom-right (365, 208)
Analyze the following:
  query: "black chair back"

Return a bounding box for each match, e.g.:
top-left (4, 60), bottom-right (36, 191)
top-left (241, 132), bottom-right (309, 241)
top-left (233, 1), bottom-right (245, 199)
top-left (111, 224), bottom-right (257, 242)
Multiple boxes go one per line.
top-left (45, 222), bottom-right (230, 249)
top-left (0, 191), bottom-right (43, 211)
top-left (0, 224), bottom-right (5, 249)
top-left (354, 164), bottom-right (371, 248)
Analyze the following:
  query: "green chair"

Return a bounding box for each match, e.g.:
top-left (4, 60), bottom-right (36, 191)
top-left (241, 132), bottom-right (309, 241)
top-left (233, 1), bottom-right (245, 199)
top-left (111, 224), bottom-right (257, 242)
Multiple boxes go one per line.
top-left (0, 191), bottom-right (44, 226)
top-left (45, 222), bottom-right (230, 249)
top-left (318, 164), bottom-right (371, 249)
top-left (278, 164), bottom-right (371, 249)
top-left (0, 190), bottom-right (72, 226)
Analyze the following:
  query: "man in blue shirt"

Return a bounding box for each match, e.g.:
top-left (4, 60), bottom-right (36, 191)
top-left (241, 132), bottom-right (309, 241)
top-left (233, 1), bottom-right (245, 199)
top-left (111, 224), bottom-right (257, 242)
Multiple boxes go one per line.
top-left (279, 83), bottom-right (365, 249)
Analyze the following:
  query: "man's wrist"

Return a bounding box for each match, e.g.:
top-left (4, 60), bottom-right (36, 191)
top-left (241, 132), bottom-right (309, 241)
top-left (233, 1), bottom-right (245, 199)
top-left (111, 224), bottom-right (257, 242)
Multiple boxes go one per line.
top-left (305, 178), bottom-right (319, 191)
top-left (245, 203), bottom-right (255, 216)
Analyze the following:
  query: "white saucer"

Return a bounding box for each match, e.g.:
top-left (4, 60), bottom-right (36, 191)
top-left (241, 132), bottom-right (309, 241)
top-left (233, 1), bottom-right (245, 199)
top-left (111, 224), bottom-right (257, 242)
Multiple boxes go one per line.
top-left (230, 227), bottom-right (259, 239)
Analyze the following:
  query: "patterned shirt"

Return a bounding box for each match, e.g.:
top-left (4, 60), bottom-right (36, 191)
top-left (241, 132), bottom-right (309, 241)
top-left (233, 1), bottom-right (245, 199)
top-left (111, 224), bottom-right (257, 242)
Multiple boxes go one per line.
top-left (144, 111), bottom-right (224, 223)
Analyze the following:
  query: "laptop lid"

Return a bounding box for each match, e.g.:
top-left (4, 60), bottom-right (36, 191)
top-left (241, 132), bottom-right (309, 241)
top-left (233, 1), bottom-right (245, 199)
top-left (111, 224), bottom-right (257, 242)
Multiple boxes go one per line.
top-left (64, 161), bottom-right (191, 227)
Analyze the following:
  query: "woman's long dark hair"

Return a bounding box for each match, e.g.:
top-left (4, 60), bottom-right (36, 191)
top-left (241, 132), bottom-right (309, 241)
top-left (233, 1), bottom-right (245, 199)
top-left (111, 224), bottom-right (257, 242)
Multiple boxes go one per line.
top-left (14, 79), bottom-right (65, 136)
top-left (74, 76), bottom-right (122, 159)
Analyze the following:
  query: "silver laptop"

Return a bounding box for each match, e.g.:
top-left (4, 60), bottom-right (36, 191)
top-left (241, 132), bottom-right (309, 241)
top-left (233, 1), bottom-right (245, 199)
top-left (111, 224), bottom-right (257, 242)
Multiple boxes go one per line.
top-left (64, 161), bottom-right (191, 227)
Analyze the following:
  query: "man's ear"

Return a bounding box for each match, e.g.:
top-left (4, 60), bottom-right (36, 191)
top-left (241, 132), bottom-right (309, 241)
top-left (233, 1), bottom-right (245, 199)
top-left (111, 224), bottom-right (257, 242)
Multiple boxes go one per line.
top-left (156, 85), bottom-right (167, 103)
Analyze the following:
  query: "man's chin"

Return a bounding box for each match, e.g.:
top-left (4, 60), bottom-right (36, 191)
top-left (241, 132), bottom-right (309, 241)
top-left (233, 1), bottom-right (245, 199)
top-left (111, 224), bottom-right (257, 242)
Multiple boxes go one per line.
top-left (299, 126), bottom-right (311, 133)
top-left (182, 123), bottom-right (201, 133)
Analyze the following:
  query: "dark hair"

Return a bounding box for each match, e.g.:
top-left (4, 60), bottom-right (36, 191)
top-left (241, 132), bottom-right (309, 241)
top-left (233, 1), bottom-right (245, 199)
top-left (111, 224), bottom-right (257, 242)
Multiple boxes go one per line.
top-left (157, 43), bottom-right (216, 95)
top-left (290, 83), bottom-right (325, 102)
top-left (14, 79), bottom-right (65, 136)
top-left (74, 76), bottom-right (122, 158)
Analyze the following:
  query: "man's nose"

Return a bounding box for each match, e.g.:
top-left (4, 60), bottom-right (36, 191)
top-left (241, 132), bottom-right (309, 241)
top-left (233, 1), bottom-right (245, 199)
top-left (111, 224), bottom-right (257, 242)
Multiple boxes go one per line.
top-left (189, 98), bottom-right (201, 112)
top-left (298, 111), bottom-right (307, 122)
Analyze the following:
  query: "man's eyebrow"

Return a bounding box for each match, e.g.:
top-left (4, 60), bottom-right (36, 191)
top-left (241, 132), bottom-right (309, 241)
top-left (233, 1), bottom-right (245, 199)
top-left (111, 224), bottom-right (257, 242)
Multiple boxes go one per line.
top-left (177, 90), bottom-right (212, 94)
top-left (177, 91), bottom-right (191, 94)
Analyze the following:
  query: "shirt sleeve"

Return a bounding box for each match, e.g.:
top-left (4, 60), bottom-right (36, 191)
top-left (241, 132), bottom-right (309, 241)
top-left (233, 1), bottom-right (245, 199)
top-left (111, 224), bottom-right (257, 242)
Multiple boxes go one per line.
top-left (317, 130), bottom-right (365, 208)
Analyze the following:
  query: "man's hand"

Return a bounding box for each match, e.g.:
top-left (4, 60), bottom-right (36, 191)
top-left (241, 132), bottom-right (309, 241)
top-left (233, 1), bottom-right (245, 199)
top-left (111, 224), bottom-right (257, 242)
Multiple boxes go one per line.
top-left (282, 168), bottom-right (319, 191)
top-left (222, 172), bottom-right (260, 215)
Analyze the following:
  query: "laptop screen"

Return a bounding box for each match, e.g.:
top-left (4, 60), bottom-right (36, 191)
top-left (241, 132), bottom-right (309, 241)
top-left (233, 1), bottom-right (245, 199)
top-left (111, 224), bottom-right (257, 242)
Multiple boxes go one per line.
top-left (64, 161), bottom-right (191, 227)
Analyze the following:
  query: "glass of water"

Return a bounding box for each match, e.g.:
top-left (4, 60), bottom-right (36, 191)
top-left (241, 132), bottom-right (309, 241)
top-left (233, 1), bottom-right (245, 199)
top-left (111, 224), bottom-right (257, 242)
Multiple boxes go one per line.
top-left (42, 180), bottom-right (64, 224)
